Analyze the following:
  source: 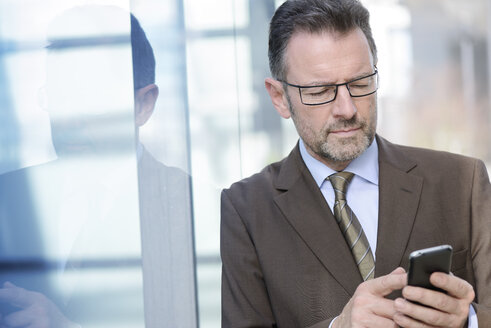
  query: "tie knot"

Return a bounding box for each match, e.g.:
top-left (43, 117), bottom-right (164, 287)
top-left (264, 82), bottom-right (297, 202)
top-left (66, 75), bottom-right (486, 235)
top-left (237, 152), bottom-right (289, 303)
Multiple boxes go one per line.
top-left (329, 172), bottom-right (354, 201)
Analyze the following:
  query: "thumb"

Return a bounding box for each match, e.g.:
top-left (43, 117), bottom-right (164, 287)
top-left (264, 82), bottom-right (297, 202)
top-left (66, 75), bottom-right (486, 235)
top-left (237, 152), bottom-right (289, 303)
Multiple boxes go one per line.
top-left (368, 268), bottom-right (407, 296)
top-left (390, 267), bottom-right (406, 275)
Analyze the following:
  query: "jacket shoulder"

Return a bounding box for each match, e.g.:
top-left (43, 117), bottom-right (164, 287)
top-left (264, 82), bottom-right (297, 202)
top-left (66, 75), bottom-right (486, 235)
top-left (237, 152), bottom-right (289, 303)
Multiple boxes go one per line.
top-left (378, 135), bottom-right (483, 174)
top-left (223, 157), bottom-right (286, 200)
top-left (394, 143), bottom-right (481, 170)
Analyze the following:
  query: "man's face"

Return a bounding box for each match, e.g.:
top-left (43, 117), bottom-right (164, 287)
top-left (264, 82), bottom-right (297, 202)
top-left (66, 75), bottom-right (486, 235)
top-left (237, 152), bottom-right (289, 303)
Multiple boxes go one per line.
top-left (282, 28), bottom-right (377, 170)
top-left (46, 47), bottom-right (135, 158)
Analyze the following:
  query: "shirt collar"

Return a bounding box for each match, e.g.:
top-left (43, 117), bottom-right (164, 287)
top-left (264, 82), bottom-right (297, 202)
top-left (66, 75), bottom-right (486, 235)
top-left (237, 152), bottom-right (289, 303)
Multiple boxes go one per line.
top-left (299, 137), bottom-right (379, 187)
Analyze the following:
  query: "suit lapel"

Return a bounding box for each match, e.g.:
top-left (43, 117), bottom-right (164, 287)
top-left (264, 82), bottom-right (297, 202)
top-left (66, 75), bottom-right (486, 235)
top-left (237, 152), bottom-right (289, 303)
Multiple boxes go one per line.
top-left (273, 145), bottom-right (362, 296)
top-left (374, 136), bottom-right (423, 277)
top-left (272, 137), bottom-right (426, 290)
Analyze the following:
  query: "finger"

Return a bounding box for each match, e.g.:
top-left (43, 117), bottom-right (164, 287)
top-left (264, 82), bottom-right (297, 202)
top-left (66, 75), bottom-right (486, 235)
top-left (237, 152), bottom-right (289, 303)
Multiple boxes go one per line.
top-left (367, 268), bottom-right (407, 296)
top-left (3, 309), bottom-right (35, 328)
top-left (391, 267), bottom-right (406, 274)
top-left (430, 273), bottom-right (475, 301)
top-left (356, 313), bottom-right (399, 328)
top-left (402, 286), bottom-right (460, 314)
top-left (394, 311), bottom-right (439, 328)
top-left (371, 297), bottom-right (399, 319)
top-left (0, 286), bottom-right (35, 308)
top-left (394, 297), bottom-right (454, 327)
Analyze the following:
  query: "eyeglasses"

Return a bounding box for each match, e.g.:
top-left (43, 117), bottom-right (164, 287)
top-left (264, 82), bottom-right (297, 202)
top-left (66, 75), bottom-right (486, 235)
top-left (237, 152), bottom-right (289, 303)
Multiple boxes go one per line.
top-left (280, 69), bottom-right (378, 106)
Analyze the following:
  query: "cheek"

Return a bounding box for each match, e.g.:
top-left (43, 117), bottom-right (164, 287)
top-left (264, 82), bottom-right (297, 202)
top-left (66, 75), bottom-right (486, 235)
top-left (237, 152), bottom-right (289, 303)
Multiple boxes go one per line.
top-left (296, 109), bottom-right (330, 131)
top-left (354, 97), bottom-right (376, 121)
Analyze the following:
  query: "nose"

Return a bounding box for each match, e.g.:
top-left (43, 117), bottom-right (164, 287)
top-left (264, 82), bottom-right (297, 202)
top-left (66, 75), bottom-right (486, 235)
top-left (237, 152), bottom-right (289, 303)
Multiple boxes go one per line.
top-left (331, 85), bottom-right (357, 119)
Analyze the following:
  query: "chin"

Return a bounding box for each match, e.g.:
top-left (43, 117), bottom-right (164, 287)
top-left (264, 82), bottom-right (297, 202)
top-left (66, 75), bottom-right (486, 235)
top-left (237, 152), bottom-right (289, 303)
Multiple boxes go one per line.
top-left (320, 137), bottom-right (369, 162)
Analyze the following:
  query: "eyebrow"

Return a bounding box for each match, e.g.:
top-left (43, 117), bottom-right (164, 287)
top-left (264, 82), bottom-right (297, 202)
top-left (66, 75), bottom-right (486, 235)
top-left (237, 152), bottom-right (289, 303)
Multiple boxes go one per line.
top-left (303, 70), bottom-right (374, 87)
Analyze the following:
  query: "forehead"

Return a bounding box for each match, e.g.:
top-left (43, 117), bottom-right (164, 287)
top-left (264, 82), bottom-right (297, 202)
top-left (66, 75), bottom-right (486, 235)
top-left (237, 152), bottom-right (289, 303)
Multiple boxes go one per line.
top-left (284, 28), bottom-right (374, 83)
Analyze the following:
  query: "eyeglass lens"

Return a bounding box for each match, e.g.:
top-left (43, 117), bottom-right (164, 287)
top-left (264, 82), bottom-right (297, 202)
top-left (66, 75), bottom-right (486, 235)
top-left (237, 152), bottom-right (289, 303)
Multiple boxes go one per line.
top-left (300, 73), bottom-right (377, 105)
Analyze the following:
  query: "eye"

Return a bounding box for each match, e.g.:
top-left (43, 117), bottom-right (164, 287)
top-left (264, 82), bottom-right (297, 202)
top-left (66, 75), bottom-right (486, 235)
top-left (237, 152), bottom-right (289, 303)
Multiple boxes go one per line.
top-left (349, 75), bottom-right (375, 89)
top-left (303, 86), bottom-right (335, 97)
top-left (349, 83), bottom-right (369, 89)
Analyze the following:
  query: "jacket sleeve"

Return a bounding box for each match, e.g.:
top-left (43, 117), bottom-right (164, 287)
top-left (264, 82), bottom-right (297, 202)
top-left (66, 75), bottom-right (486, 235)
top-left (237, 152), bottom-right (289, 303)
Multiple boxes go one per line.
top-left (220, 189), bottom-right (277, 328)
top-left (470, 160), bottom-right (491, 326)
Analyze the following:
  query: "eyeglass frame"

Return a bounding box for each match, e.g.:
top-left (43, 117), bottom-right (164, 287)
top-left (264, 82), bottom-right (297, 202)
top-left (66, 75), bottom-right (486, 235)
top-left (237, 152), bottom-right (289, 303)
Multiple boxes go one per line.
top-left (279, 68), bottom-right (378, 106)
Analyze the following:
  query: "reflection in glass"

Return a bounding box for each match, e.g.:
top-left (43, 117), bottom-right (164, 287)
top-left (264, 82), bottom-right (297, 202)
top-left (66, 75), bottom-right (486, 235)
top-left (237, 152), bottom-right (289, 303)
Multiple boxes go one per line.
top-left (0, 4), bottom-right (197, 327)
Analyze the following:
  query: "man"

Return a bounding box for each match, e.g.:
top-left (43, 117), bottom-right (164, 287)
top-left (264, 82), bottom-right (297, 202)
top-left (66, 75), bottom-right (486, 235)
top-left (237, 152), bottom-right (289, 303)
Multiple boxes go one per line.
top-left (0, 8), bottom-right (196, 327)
top-left (220, 0), bottom-right (491, 327)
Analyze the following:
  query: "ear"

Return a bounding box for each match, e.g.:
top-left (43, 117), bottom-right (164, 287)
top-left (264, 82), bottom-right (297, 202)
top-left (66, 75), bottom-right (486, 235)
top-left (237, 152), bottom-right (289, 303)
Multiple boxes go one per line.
top-left (135, 84), bottom-right (159, 127)
top-left (265, 78), bottom-right (291, 119)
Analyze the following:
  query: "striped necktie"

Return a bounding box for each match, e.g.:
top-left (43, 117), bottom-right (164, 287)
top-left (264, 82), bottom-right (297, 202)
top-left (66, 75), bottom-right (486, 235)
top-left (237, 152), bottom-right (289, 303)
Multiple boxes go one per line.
top-left (329, 172), bottom-right (375, 281)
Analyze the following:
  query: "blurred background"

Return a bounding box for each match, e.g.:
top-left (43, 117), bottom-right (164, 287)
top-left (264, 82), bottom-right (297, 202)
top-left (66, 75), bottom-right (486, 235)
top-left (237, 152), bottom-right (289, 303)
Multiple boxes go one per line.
top-left (0, 0), bottom-right (489, 327)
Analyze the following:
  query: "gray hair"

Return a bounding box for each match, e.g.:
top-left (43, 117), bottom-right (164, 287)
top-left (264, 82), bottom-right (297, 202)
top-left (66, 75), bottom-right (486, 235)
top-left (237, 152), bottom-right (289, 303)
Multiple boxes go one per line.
top-left (268, 0), bottom-right (377, 80)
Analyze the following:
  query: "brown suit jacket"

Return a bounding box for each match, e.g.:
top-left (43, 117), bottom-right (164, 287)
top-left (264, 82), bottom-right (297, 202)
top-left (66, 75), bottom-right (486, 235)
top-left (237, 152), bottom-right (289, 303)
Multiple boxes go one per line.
top-left (221, 135), bottom-right (491, 327)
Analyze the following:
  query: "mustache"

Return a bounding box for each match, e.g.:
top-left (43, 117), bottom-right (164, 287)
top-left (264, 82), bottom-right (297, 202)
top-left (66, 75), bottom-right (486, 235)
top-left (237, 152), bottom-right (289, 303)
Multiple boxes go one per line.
top-left (326, 117), bottom-right (366, 132)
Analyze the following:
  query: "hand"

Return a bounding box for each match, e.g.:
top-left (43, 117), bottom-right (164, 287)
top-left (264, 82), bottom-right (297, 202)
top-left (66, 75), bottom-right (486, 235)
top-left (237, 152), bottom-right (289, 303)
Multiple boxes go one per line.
top-left (393, 272), bottom-right (475, 328)
top-left (0, 282), bottom-right (80, 328)
top-left (333, 267), bottom-right (407, 328)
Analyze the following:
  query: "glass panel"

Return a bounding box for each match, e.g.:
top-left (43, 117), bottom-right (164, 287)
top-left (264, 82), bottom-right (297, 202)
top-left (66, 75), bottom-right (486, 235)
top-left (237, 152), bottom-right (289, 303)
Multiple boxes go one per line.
top-left (184, 0), bottom-right (249, 30)
top-left (3, 0), bottom-right (490, 327)
top-left (0, 2), bottom-right (197, 327)
top-left (131, 0), bottom-right (198, 326)
top-left (185, 1), bottom-right (278, 326)
top-left (0, 3), bottom-right (141, 327)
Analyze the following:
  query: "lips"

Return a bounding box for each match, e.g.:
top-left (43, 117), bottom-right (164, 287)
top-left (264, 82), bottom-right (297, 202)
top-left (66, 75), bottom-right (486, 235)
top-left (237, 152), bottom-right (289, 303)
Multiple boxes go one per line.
top-left (329, 127), bottom-right (361, 137)
top-left (331, 127), bottom-right (360, 133)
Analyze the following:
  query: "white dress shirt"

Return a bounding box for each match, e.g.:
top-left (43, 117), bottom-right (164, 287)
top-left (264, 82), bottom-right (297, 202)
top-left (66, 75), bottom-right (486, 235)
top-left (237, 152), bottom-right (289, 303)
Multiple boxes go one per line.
top-left (299, 138), bottom-right (379, 255)
top-left (298, 138), bottom-right (477, 328)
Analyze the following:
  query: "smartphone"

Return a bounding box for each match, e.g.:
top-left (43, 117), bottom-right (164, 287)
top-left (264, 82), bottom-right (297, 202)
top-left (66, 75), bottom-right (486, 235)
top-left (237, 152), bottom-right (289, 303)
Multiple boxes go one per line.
top-left (407, 244), bottom-right (453, 293)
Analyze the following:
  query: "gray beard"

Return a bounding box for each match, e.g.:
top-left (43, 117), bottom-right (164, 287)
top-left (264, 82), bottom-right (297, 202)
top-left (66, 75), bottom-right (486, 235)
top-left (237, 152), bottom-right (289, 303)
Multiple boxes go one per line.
top-left (285, 89), bottom-right (376, 164)
top-left (318, 129), bottom-right (372, 163)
